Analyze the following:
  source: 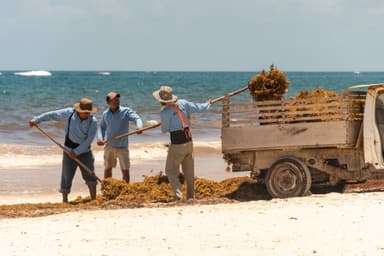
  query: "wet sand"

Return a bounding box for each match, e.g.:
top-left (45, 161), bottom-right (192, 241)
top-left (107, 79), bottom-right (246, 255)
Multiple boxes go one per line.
top-left (0, 150), bottom-right (244, 205)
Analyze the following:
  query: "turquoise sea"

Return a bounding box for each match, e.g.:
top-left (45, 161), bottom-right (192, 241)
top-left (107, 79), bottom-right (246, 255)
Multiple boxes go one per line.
top-left (1, 70), bottom-right (384, 145)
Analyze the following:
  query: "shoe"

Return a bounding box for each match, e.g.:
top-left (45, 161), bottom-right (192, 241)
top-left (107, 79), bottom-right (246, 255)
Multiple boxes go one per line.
top-left (174, 196), bottom-right (182, 201)
top-left (62, 193), bottom-right (69, 203)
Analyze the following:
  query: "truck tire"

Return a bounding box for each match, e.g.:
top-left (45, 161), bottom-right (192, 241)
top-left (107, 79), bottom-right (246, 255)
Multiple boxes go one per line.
top-left (265, 157), bottom-right (312, 198)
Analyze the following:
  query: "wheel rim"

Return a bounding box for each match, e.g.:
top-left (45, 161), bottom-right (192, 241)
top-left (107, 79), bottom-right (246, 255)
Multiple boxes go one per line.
top-left (269, 162), bottom-right (303, 197)
top-left (274, 164), bottom-right (298, 192)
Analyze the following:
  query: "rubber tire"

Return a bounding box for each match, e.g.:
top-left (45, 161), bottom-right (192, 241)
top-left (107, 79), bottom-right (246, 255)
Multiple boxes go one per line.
top-left (265, 157), bottom-right (312, 198)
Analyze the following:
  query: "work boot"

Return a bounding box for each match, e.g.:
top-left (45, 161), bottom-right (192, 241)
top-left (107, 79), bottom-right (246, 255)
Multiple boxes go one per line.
top-left (104, 168), bottom-right (112, 179)
top-left (122, 169), bottom-right (130, 183)
top-left (88, 184), bottom-right (97, 200)
top-left (62, 193), bottom-right (69, 203)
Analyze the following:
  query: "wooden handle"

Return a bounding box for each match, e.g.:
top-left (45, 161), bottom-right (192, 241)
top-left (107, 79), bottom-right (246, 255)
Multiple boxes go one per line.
top-left (103, 122), bottom-right (161, 144)
top-left (210, 85), bottom-right (249, 104)
top-left (34, 124), bottom-right (103, 183)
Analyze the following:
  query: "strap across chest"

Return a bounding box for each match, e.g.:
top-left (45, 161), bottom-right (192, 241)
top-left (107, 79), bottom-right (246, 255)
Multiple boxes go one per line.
top-left (167, 106), bottom-right (192, 143)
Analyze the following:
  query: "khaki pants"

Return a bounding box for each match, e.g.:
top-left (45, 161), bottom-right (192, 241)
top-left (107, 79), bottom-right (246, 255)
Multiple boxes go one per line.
top-left (165, 141), bottom-right (194, 200)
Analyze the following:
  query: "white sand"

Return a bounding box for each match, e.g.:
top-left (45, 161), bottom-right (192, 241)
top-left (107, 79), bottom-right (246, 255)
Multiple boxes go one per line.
top-left (2, 192), bottom-right (384, 256)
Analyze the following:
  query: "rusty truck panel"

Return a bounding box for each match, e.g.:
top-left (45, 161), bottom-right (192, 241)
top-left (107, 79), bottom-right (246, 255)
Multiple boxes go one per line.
top-left (221, 91), bottom-right (365, 152)
top-left (222, 121), bottom-right (361, 152)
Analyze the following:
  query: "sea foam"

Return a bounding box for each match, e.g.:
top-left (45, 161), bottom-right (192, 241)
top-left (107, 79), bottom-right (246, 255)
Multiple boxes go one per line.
top-left (0, 141), bottom-right (221, 169)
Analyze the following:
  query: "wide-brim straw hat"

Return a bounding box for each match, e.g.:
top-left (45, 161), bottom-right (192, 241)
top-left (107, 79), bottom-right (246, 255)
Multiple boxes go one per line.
top-left (73, 98), bottom-right (97, 113)
top-left (153, 85), bottom-right (178, 103)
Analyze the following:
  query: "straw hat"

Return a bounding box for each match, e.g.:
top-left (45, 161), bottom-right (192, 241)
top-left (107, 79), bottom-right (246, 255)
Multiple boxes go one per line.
top-left (73, 98), bottom-right (97, 113)
top-left (153, 85), bottom-right (178, 103)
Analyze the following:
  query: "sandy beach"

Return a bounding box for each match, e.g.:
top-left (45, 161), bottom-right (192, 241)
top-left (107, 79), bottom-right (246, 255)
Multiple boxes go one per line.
top-left (1, 191), bottom-right (384, 255)
top-left (2, 140), bottom-right (384, 255)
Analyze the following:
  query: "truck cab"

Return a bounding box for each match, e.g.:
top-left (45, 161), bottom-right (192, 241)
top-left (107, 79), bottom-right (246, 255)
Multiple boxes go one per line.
top-left (363, 85), bottom-right (384, 169)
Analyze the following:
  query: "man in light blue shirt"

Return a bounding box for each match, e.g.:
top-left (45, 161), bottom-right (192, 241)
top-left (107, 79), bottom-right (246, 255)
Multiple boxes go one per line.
top-left (29, 98), bottom-right (98, 203)
top-left (97, 92), bottom-right (143, 183)
top-left (153, 85), bottom-right (211, 200)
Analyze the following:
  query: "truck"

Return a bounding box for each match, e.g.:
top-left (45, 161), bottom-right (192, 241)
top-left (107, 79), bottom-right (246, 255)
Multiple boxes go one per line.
top-left (221, 84), bottom-right (384, 198)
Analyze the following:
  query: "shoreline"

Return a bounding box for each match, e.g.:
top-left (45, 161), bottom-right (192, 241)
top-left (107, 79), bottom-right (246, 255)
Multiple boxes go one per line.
top-left (0, 148), bottom-right (244, 205)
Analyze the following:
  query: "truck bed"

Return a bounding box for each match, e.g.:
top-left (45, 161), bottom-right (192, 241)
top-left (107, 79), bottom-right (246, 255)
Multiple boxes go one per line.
top-left (221, 91), bottom-right (365, 153)
top-left (222, 120), bottom-right (362, 152)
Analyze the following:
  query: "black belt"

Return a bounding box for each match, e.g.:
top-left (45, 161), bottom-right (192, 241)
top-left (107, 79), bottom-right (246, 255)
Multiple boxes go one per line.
top-left (170, 128), bottom-right (192, 144)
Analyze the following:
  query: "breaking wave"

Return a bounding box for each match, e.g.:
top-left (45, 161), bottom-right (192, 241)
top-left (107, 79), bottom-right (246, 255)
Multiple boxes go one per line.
top-left (14, 70), bottom-right (52, 77)
top-left (0, 140), bottom-right (221, 169)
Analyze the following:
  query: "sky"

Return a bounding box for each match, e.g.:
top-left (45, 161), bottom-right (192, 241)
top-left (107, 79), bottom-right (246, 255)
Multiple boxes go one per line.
top-left (1, 0), bottom-right (384, 71)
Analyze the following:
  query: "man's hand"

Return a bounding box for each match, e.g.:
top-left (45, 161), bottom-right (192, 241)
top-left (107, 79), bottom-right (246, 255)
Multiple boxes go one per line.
top-left (28, 120), bottom-right (36, 128)
top-left (136, 129), bottom-right (143, 135)
top-left (145, 120), bottom-right (160, 126)
top-left (97, 140), bottom-right (105, 146)
top-left (68, 151), bottom-right (77, 160)
top-left (206, 99), bottom-right (212, 104)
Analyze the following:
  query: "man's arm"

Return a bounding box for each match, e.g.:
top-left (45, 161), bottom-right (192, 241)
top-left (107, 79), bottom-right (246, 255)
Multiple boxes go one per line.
top-left (96, 115), bottom-right (107, 145)
top-left (73, 118), bottom-right (98, 155)
top-left (29, 108), bottom-right (73, 126)
top-left (182, 100), bottom-right (211, 114)
top-left (126, 108), bottom-right (143, 129)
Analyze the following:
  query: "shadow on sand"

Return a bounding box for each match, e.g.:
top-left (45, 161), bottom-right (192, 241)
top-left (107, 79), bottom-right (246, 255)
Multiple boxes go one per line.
top-left (222, 181), bottom-right (346, 202)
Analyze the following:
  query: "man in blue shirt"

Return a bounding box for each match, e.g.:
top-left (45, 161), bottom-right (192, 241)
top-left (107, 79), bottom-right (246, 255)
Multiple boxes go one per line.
top-left (153, 85), bottom-right (211, 200)
top-left (29, 98), bottom-right (98, 203)
top-left (97, 92), bottom-right (143, 183)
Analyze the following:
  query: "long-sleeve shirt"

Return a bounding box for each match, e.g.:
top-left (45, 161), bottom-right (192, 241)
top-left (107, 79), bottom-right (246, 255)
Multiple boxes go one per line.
top-left (97, 106), bottom-right (143, 148)
top-left (160, 99), bottom-right (210, 133)
top-left (32, 107), bottom-right (98, 155)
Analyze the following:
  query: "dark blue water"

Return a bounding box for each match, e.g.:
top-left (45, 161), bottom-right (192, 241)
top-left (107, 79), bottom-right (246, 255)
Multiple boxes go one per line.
top-left (1, 71), bottom-right (384, 144)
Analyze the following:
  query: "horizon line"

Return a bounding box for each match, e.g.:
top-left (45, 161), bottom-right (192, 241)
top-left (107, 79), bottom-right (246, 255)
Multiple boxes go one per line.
top-left (0, 69), bottom-right (382, 73)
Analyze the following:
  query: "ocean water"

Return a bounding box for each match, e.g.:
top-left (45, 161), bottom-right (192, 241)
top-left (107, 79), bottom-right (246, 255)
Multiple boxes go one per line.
top-left (1, 70), bottom-right (384, 170)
